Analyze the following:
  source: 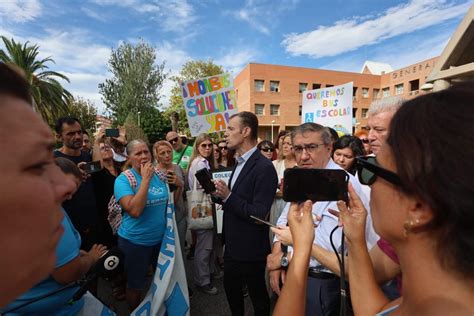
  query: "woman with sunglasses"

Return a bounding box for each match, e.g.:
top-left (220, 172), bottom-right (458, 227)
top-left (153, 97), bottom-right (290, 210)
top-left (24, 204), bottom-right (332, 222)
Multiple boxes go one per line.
top-left (332, 135), bottom-right (365, 175)
top-left (354, 130), bottom-right (371, 155)
top-left (338, 82), bottom-right (474, 315)
top-left (270, 134), bottom-right (297, 227)
top-left (216, 139), bottom-right (235, 168)
top-left (187, 133), bottom-right (219, 295)
top-left (257, 140), bottom-right (275, 160)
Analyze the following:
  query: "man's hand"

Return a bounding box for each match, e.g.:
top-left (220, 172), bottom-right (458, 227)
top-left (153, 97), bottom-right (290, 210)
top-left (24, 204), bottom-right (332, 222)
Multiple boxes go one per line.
top-left (213, 179), bottom-right (230, 200)
top-left (271, 226), bottom-right (293, 246)
top-left (87, 244), bottom-right (108, 263)
top-left (269, 269), bottom-right (286, 296)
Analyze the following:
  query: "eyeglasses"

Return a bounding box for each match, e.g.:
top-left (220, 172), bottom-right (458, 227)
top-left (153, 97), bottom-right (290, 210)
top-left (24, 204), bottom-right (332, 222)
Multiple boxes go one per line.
top-left (360, 138), bottom-right (370, 144)
top-left (99, 145), bottom-right (111, 151)
top-left (200, 143), bottom-right (213, 148)
top-left (260, 147), bottom-right (274, 153)
top-left (168, 137), bottom-right (179, 144)
top-left (219, 146), bottom-right (228, 151)
top-left (293, 143), bottom-right (326, 155)
top-left (356, 156), bottom-right (402, 187)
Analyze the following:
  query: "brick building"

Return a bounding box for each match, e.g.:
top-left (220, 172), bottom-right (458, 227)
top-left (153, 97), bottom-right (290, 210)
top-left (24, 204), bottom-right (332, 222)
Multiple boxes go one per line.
top-left (234, 57), bottom-right (437, 140)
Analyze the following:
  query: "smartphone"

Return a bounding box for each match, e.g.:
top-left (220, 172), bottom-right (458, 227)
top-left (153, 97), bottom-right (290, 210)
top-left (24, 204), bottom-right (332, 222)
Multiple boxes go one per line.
top-left (195, 168), bottom-right (216, 194)
top-left (167, 170), bottom-right (177, 192)
top-left (250, 215), bottom-right (278, 228)
top-left (105, 128), bottom-right (120, 138)
top-left (283, 168), bottom-right (349, 203)
top-left (82, 161), bottom-right (102, 174)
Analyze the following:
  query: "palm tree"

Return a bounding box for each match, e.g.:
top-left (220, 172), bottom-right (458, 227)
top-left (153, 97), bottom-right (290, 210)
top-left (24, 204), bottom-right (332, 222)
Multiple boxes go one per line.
top-left (0, 36), bottom-right (72, 123)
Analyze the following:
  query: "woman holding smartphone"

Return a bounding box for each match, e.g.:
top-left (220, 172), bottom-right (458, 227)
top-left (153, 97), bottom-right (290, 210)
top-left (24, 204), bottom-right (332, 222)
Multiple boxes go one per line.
top-left (153, 140), bottom-right (186, 261)
top-left (187, 133), bottom-right (219, 295)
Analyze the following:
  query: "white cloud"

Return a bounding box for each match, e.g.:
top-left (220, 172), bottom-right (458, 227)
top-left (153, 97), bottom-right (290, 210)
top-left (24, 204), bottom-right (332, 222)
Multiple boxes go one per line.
top-left (215, 48), bottom-right (258, 75)
top-left (89, 0), bottom-right (197, 33)
top-left (321, 29), bottom-right (452, 73)
top-left (0, 0), bottom-right (41, 23)
top-left (230, 0), bottom-right (299, 35)
top-left (282, 0), bottom-right (471, 58)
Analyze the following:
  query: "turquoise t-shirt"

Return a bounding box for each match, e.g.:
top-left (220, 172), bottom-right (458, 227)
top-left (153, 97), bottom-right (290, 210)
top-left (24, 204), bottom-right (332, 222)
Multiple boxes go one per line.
top-left (2, 209), bottom-right (84, 315)
top-left (114, 168), bottom-right (168, 246)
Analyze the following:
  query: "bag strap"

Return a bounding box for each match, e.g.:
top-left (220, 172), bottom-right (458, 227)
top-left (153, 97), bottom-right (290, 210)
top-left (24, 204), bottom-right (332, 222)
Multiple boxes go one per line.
top-left (123, 169), bottom-right (137, 188)
top-left (177, 145), bottom-right (188, 165)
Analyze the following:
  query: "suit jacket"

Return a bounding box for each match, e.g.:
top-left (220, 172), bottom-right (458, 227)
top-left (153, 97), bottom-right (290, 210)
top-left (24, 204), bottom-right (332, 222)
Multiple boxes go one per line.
top-left (223, 149), bottom-right (278, 262)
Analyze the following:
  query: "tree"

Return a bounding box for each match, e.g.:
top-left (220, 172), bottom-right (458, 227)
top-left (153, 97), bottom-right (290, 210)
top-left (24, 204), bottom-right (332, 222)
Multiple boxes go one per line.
top-left (140, 107), bottom-right (172, 145)
top-left (67, 97), bottom-right (98, 134)
top-left (99, 40), bottom-right (167, 125)
top-left (165, 60), bottom-right (224, 136)
top-left (0, 36), bottom-right (72, 124)
top-left (123, 112), bottom-right (149, 144)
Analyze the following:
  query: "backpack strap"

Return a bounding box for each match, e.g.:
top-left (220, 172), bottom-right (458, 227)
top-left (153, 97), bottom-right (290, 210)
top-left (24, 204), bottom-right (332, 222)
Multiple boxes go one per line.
top-left (122, 169), bottom-right (137, 188)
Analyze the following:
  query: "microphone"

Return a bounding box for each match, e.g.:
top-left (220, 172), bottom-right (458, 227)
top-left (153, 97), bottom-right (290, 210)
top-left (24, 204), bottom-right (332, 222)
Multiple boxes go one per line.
top-left (70, 247), bottom-right (123, 303)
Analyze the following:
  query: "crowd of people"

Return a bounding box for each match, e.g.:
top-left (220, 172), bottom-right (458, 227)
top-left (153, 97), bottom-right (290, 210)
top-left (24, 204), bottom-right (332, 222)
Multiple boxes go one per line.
top-left (1, 60), bottom-right (473, 316)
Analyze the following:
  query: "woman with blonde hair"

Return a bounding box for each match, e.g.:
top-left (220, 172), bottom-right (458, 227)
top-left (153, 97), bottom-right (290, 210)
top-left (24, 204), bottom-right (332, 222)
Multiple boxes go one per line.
top-left (187, 133), bottom-right (219, 295)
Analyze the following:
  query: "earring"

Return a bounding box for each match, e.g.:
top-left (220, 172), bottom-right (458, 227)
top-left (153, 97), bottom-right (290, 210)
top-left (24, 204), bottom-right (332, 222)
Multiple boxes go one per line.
top-left (403, 219), bottom-right (420, 236)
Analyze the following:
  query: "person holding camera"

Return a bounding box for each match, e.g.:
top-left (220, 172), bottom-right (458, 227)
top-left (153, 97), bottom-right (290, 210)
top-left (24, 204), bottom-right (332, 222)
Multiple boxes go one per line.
top-left (153, 140), bottom-right (186, 261)
top-left (54, 117), bottom-right (102, 251)
top-left (267, 123), bottom-right (373, 316)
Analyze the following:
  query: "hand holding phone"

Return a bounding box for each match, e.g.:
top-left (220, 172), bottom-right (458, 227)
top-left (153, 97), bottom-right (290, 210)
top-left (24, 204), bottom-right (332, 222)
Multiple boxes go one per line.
top-left (105, 128), bottom-right (120, 138)
top-left (80, 161), bottom-right (102, 174)
top-left (250, 215), bottom-right (278, 228)
top-left (195, 168), bottom-right (216, 194)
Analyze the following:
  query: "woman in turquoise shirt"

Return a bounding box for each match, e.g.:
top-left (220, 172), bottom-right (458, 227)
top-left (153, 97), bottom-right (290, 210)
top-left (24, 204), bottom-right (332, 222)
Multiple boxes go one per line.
top-left (114, 139), bottom-right (169, 311)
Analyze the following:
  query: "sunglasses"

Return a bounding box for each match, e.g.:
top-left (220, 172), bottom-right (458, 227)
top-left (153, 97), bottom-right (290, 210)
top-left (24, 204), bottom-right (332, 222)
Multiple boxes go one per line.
top-left (360, 138), bottom-right (370, 144)
top-left (356, 156), bottom-right (402, 187)
top-left (261, 147), bottom-right (274, 153)
top-left (219, 146), bottom-right (228, 150)
top-left (200, 143), bottom-right (213, 148)
top-left (168, 137), bottom-right (179, 144)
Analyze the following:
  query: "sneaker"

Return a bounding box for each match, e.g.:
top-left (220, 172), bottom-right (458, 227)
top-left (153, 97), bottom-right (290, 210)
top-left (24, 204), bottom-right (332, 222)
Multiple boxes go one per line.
top-left (212, 270), bottom-right (224, 280)
top-left (197, 284), bottom-right (218, 295)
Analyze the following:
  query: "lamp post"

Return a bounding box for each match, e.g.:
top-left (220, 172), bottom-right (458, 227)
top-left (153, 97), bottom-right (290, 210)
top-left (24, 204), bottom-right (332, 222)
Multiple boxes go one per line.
top-left (271, 120), bottom-right (275, 142)
top-left (138, 111), bottom-right (141, 127)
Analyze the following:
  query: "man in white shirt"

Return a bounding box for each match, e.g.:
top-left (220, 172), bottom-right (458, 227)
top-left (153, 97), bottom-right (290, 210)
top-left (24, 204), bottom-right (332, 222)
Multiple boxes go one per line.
top-left (268, 122), bottom-right (371, 316)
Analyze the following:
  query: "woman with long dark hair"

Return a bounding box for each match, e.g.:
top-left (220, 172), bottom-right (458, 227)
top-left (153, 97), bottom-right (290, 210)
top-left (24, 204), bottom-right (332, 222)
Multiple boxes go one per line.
top-left (332, 135), bottom-right (365, 175)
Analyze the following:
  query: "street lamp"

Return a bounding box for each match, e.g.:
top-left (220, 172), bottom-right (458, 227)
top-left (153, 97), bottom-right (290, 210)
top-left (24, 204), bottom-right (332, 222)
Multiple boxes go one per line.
top-left (271, 120), bottom-right (275, 142)
top-left (138, 111), bottom-right (141, 127)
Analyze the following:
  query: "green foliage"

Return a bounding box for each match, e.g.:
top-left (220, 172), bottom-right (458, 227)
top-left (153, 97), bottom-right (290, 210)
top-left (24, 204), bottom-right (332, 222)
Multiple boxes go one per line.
top-left (99, 39), bottom-right (167, 126)
top-left (67, 97), bottom-right (98, 134)
top-left (123, 112), bottom-right (149, 144)
top-left (140, 107), bottom-right (172, 145)
top-left (165, 60), bottom-right (224, 136)
top-left (0, 36), bottom-right (72, 124)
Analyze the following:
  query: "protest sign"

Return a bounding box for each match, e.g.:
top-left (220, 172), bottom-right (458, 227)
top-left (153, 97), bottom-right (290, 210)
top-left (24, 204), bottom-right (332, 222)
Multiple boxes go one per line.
top-left (211, 168), bottom-right (233, 235)
top-left (302, 82), bottom-right (353, 135)
top-left (181, 73), bottom-right (238, 136)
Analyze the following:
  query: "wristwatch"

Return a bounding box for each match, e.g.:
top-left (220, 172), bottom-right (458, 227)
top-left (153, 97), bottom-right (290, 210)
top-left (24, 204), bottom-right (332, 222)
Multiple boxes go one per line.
top-left (280, 253), bottom-right (289, 268)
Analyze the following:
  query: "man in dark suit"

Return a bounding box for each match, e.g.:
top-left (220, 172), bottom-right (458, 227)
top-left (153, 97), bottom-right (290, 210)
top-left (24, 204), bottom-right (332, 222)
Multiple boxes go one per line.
top-left (214, 111), bottom-right (278, 316)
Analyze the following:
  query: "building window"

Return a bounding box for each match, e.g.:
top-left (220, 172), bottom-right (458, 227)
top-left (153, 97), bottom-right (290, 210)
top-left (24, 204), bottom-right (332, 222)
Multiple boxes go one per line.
top-left (395, 84), bottom-right (404, 95)
top-left (255, 104), bottom-right (264, 115)
top-left (312, 83), bottom-right (321, 90)
top-left (409, 79), bottom-right (419, 91)
top-left (353, 86), bottom-right (358, 100)
top-left (362, 88), bottom-right (369, 98)
top-left (299, 105), bottom-right (302, 116)
top-left (270, 104), bottom-right (280, 115)
top-left (361, 108), bottom-right (368, 118)
top-left (299, 82), bottom-right (307, 93)
top-left (382, 87), bottom-right (390, 98)
top-left (270, 81), bottom-right (280, 92)
top-left (326, 84), bottom-right (334, 88)
top-left (373, 88), bottom-right (380, 100)
top-left (254, 80), bottom-right (264, 92)
top-left (352, 108), bottom-right (357, 118)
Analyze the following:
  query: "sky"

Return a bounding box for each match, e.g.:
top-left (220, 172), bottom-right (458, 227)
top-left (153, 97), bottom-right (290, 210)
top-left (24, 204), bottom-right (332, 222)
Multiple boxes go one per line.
top-left (1, 0), bottom-right (472, 113)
